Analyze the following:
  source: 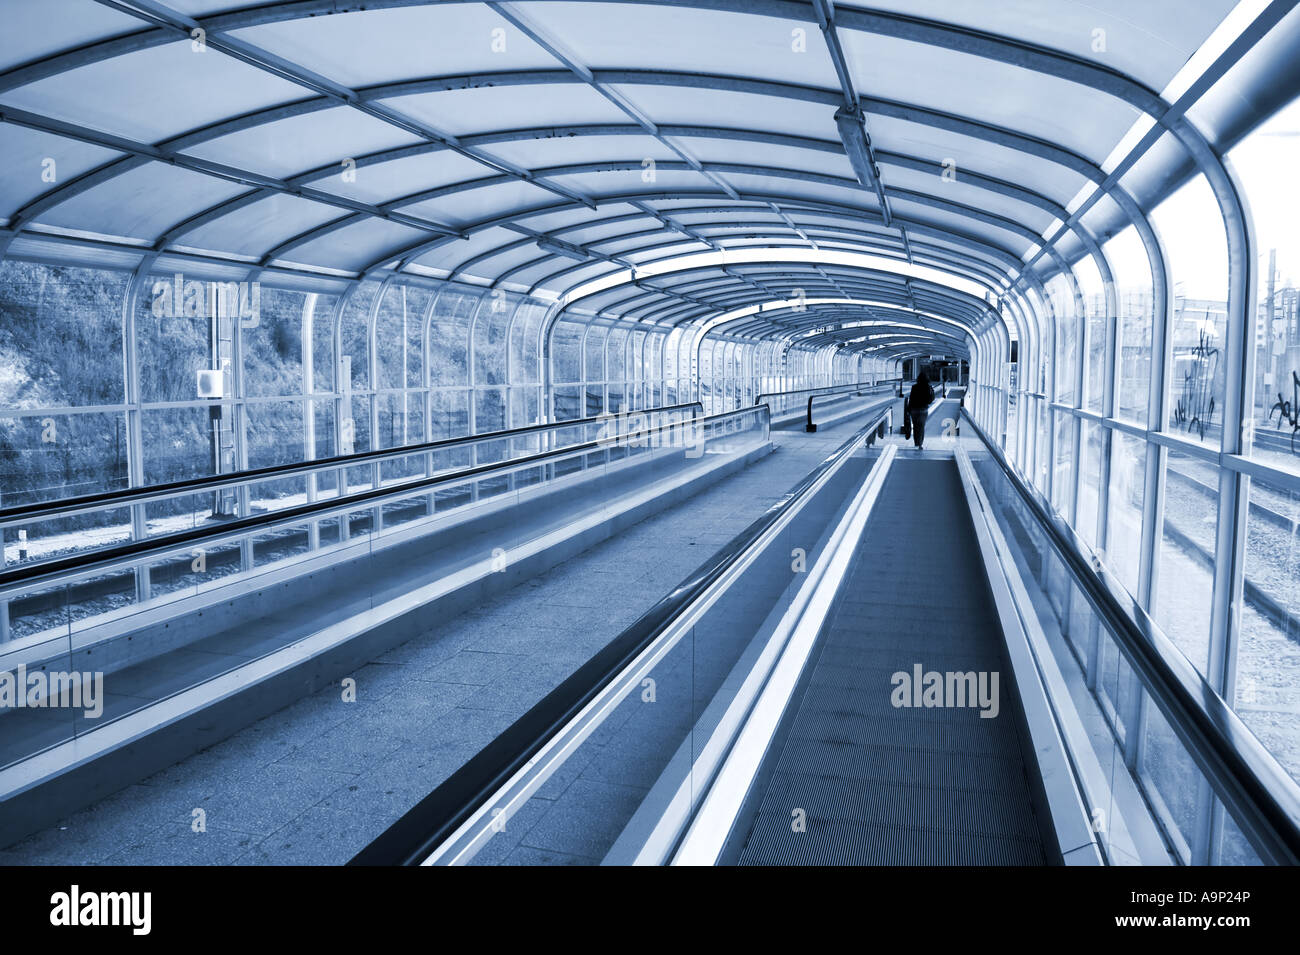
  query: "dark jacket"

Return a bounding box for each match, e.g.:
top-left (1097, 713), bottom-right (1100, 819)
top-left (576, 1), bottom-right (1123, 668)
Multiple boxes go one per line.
top-left (908, 378), bottom-right (934, 411)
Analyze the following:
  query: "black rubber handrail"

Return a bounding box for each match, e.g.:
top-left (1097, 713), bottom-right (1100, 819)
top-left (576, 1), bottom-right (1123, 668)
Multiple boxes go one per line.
top-left (348, 404), bottom-right (892, 865)
top-left (0, 404), bottom-right (753, 593)
top-left (0, 402), bottom-right (705, 525)
top-left (754, 379), bottom-right (899, 407)
top-left (804, 389), bottom-right (896, 432)
top-left (960, 405), bottom-right (1300, 865)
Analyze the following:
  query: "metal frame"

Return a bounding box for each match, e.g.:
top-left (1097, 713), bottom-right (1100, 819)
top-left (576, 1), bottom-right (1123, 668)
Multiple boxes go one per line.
top-left (1, 0), bottom-right (1298, 866)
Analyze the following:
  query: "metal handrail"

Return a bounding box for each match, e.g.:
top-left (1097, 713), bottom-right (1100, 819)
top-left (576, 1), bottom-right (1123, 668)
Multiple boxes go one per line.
top-left (0, 405), bottom-right (756, 595)
top-left (960, 405), bottom-right (1300, 865)
top-left (349, 403), bottom-right (892, 865)
top-left (0, 402), bottom-right (705, 527)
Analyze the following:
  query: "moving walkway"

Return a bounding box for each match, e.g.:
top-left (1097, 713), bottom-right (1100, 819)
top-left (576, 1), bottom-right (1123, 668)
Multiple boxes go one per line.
top-left (0, 400), bottom-right (773, 845)
top-left (719, 444), bottom-right (1045, 865)
top-left (0, 385), bottom-right (904, 852)
top-left (351, 393), bottom-right (1300, 866)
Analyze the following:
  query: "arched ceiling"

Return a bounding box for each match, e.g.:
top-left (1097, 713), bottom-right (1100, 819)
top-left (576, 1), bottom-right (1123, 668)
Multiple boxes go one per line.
top-left (1, 0), bottom-right (1294, 364)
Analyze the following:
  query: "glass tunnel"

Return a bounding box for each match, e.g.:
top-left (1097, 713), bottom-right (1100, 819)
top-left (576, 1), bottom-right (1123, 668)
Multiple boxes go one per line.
top-left (0, 0), bottom-right (1298, 882)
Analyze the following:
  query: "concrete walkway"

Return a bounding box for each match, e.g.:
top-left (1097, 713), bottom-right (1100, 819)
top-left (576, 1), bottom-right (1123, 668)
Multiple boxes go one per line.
top-left (1, 406), bottom-right (892, 865)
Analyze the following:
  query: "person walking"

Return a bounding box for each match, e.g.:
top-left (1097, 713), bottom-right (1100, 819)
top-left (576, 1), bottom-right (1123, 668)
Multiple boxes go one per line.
top-left (908, 371), bottom-right (935, 450)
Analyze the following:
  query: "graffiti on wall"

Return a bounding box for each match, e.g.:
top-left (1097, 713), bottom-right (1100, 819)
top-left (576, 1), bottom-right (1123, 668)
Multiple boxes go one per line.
top-left (1270, 369), bottom-right (1300, 454)
top-left (1173, 329), bottom-right (1219, 441)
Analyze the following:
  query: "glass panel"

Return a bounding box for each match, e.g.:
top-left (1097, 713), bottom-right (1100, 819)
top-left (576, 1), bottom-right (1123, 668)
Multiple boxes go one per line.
top-left (428, 287), bottom-right (477, 393)
top-left (1076, 255), bottom-right (1107, 414)
top-left (1, 411), bottom-right (129, 508)
top-left (1153, 448), bottom-right (1216, 673)
top-left (0, 263), bottom-right (132, 513)
top-left (966, 446), bottom-right (1189, 865)
top-left (139, 273), bottom-right (211, 404)
top-left (1076, 420), bottom-right (1102, 548)
top-left (552, 321), bottom-right (583, 385)
top-left (243, 287), bottom-right (305, 398)
top-left (310, 293), bottom-right (339, 394)
top-left (1049, 274), bottom-right (1078, 407)
top-left (375, 283), bottom-right (430, 392)
top-left (347, 395), bottom-right (372, 455)
top-left (1153, 175), bottom-right (1229, 446)
top-left (584, 324), bottom-right (606, 386)
top-left (1233, 97), bottom-right (1300, 476)
top-left (1219, 812), bottom-right (1266, 865)
top-left (375, 393), bottom-right (423, 452)
top-left (1005, 390), bottom-right (1018, 460)
top-left (510, 301), bottom-right (545, 387)
top-left (430, 389), bottom-right (469, 442)
top-left (0, 593), bottom-right (75, 768)
top-left (0, 261), bottom-right (127, 408)
top-left (474, 293), bottom-right (514, 394)
top-left (1106, 227), bottom-right (1155, 426)
top-left (606, 327), bottom-right (629, 408)
top-left (142, 405), bottom-right (216, 485)
top-left (1140, 702), bottom-right (1201, 863)
top-left (1052, 409), bottom-right (1073, 514)
top-left (475, 387), bottom-right (508, 437)
top-left (1105, 431), bottom-right (1145, 595)
top-left (645, 332), bottom-right (661, 399)
top-left (308, 394), bottom-right (338, 467)
top-left (245, 400), bottom-right (305, 470)
top-left (1237, 469), bottom-right (1300, 784)
top-left (552, 385), bottom-right (582, 422)
top-left (339, 280), bottom-right (380, 391)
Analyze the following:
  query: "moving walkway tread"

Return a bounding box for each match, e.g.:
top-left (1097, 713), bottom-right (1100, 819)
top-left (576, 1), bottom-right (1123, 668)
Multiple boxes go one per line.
top-left (724, 455), bottom-right (1047, 865)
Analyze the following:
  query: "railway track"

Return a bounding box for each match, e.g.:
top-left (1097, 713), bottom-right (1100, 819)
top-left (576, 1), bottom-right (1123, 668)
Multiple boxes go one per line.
top-left (1164, 465), bottom-right (1298, 642)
